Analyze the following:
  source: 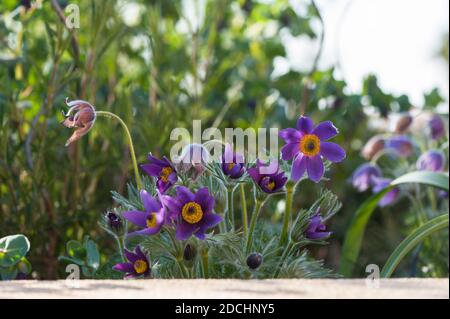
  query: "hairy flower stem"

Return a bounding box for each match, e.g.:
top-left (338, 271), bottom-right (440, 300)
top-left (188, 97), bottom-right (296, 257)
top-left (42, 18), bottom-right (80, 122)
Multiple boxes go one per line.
top-left (227, 187), bottom-right (235, 231)
top-left (279, 182), bottom-right (296, 246)
top-left (240, 184), bottom-right (248, 237)
top-left (202, 249), bottom-right (209, 279)
top-left (246, 199), bottom-right (263, 254)
top-left (95, 111), bottom-right (142, 190)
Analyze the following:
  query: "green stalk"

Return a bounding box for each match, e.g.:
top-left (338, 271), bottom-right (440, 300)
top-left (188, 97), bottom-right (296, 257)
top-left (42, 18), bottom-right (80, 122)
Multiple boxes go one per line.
top-left (96, 111), bottom-right (142, 190)
top-left (246, 199), bottom-right (263, 254)
top-left (240, 184), bottom-right (248, 237)
top-left (279, 182), bottom-right (295, 246)
top-left (202, 250), bottom-right (209, 279)
top-left (227, 187), bottom-right (235, 231)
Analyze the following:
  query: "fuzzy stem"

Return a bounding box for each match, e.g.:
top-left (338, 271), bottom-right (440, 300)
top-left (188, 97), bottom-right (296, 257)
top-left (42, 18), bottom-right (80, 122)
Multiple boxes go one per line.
top-left (202, 250), bottom-right (209, 279)
top-left (96, 111), bottom-right (142, 190)
top-left (227, 187), bottom-right (235, 231)
top-left (240, 184), bottom-right (248, 237)
top-left (246, 199), bottom-right (263, 254)
top-left (279, 183), bottom-right (295, 246)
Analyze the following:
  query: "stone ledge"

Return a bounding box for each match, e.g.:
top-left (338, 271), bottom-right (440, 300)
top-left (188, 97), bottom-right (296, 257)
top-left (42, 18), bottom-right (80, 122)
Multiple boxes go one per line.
top-left (0, 279), bottom-right (448, 299)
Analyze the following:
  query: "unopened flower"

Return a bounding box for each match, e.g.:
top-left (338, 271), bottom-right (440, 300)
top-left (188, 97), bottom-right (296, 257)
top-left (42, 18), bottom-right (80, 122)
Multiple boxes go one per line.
top-left (352, 163), bottom-right (382, 192)
top-left (141, 155), bottom-right (177, 193)
top-left (105, 211), bottom-right (122, 231)
top-left (246, 253), bottom-right (263, 270)
top-left (247, 160), bottom-right (287, 193)
top-left (163, 186), bottom-right (222, 240)
top-left (174, 143), bottom-right (210, 180)
top-left (113, 245), bottom-right (151, 279)
top-left (183, 243), bottom-right (197, 262)
top-left (416, 150), bottom-right (446, 172)
top-left (279, 116), bottom-right (346, 182)
top-left (123, 190), bottom-right (165, 236)
top-left (429, 115), bottom-right (446, 140)
top-left (394, 114), bottom-right (413, 134)
top-left (61, 99), bottom-right (96, 147)
top-left (305, 209), bottom-right (331, 240)
top-left (371, 177), bottom-right (400, 207)
top-left (221, 143), bottom-right (245, 179)
top-left (361, 135), bottom-right (385, 160)
top-left (385, 136), bottom-right (413, 157)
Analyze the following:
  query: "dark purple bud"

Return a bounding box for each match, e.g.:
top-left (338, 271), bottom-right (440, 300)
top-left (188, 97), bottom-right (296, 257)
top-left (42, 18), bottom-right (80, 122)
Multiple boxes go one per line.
top-left (183, 243), bottom-right (197, 262)
top-left (429, 115), bottom-right (446, 140)
top-left (416, 150), bottom-right (446, 172)
top-left (394, 114), bottom-right (413, 134)
top-left (305, 209), bottom-right (331, 240)
top-left (246, 253), bottom-right (263, 270)
top-left (105, 211), bottom-right (122, 231)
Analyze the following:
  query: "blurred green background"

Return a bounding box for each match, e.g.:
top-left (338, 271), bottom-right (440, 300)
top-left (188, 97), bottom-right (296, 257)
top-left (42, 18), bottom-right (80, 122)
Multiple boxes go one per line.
top-left (0, 0), bottom-right (448, 279)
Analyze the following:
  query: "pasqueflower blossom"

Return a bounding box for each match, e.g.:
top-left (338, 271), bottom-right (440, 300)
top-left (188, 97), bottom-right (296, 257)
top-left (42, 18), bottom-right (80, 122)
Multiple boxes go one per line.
top-left (221, 143), bottom-right (245, 179)
top-left (61, 99), bottom-right (96, 146)
top-left (279, 116), bottom-right (346, 182)
top-left (385, 136), bottom-right (413, 157)
top-left (416, 150), bottom-right (446, 172)
top-left (123, 190), bottom-right (165, 236)
top-left (429, 115), bottom-right (446, 140)
top-left (141, 155), bottom-right (177, 193)
top-left (113, 245), bottom-right (151, 279)
top-left (247, 160), bottom-right (287, 193)
top-left (163, 186), bottom-right (222, 240)
top-left (371, 177), bottom-right (400, 207)
top-left (305, 209), bottom-right (331, 240)
top-left (351, 163), bottom-right (382, 192)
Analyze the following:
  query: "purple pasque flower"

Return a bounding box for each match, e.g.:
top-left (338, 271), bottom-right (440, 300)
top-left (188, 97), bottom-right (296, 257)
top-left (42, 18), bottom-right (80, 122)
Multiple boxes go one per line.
top-left (123, 190), bottom-right (165, 236)
top-left (305, 209), bottom-right (331, 240)
top-left (247, 160), bottom-right (287, 193)
top-left (113, 245), bottom-right (151, 279)
top-left (352, 163), bottom-right (382, 192)
top-left (371, 177), bottom-right (400, 207)
top-left (279, 116), bottom-right (346, 183)
top-left (416, 150), bottom-right (446, 172)
top-left (385, 135), bottom-right (413, 157)
top-left (221, 143), bottom-right (245, 179)
top-left (163, 186), bottom-right (222, 240)
top-left (61, 99), bottom-right (96, 147)
top-left (141, 155), bottom-right (178, 193)
top-left (428, 115), bottom-right (446, 140)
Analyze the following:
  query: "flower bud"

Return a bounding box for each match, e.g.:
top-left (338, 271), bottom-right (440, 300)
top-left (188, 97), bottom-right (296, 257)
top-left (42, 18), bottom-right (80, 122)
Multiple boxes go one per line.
top-left (104, 211), bottom-right (122, 231)
top-left (246, 253), bottom-right (263, 270)
top-left (385, 136), bottom-right (413, 157)
top-left (183, 243), bottom-right (197, 262)
top-left (361, 135), bottom-right (385, 160)
top-left (394, 114), bottom-right (413, 134)
top-left (416, 150), bottom-right (446, 172)
top-left (61, 99), bottom-right (96, 146)
top-left (429, 115), bottom-right (446, 140)
top-left (174, 143), bottom-right (210, 180)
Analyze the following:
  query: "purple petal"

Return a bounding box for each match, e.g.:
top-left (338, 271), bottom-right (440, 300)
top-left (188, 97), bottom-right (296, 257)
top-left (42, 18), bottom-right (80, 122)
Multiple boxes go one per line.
top-left (223, 143), bottom-right (234, 163)
top-left (281, 142), bottom-right (300, 161)
top-left (379, 188), bottom-right (400, 207)
top-left (175, 222), bottom-right (197, 241)
top-left (279, 128), bottom-right (302, 143)
top-left (140, 190), bottom-right (161, 212)
top-left (124, 249), bottom-right (139, 263)
top-left (113, 262), bottom-right (134, 273)
top-left (141, 164), bottom-right (162, 177)
top-left (312, 121), bottom-right (338, 141)
top-left (161, 195), bottom-right (181, 214)
top-left (320, 142), bottom-right (346, 162)
top-left (306, 156), bottom-right (324, 183)
top-left (296, 116), bottom-right (314, 134)
top-left (128, 225), bottom-right (162, 236)
top-left (176, 186), bottom-right (195, 204)
top-left (194, 188), bottom-right (215, 214)
top-left (147, 154), bottom-right (167, 167)
top-left (200, 212), bottom-right (223, 230)
top-left (247, 167), bottom-right (261, 183)
top-left (306, 231), bottom-right (332, 240)
top-left (291, 154), bottom-right (307, 181)
top-left (135, 245), bottom-right (147, 261)
top-left (123, 210), bottom-right (147, 227)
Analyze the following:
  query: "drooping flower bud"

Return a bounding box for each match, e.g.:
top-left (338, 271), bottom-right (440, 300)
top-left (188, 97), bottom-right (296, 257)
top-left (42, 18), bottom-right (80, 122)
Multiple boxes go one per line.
top-left (173, 143), bottom-right (210, 180)
top-left (246, 253), bottom-right (263, 270)
top-left (385, 136), bottom-right (414, 157)
top-left (394, 114), bottom-right (413, 134)
top-left (61, 99), bottom-right (96, 146)
top-left (104, 211), bottom-right (123, 231)
top-left (428, 115), bottom-right (446, 140)
top-left (351, 163), bottom-right (382, 192)
top-left (361, 135), bottom-right (385, 160)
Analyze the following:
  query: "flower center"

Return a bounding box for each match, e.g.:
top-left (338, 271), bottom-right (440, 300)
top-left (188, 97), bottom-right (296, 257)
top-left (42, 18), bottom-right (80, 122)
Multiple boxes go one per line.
top-left (181, 202), bottom-right (203, 224)
top-left (146, 213), bottom-right (158, 228)
top-left (299, 134), bottom-right (321, 157)
top-left (133, 260), bottom-right (148, 274)
top-left (227, 163), bottom-right (236, 171)
top-left (261, 176), bottom-right (276, 191)
top-left (160, 166), bottom-right (173, 183)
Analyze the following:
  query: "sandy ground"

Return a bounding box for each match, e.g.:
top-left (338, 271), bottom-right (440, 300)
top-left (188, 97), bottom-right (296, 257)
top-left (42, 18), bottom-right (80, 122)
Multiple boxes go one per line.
top-left (0, 279), bottom-right (448, 299)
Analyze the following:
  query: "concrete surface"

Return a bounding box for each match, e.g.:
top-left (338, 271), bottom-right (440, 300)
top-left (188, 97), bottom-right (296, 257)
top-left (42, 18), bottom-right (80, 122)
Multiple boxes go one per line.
top-left (0, 279), bottom-right (448, 299)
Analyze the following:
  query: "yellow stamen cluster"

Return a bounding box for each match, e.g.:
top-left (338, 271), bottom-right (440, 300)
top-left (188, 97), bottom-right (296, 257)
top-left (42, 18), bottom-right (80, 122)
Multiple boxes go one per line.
top-left (299, 134), bottom-right (321, 157)
top-left (133, 260), bottom-right (148, 274)
top-left (146, 213), bottom-right (157, 228)
top-left (182, 202), bottom-right (203, 224)
top-left (160, 166), bottom-right (173, 183)
top-left (227, 163), bottom-right (236, 171)
top-left (266, 181), bottom-right (275, 191)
